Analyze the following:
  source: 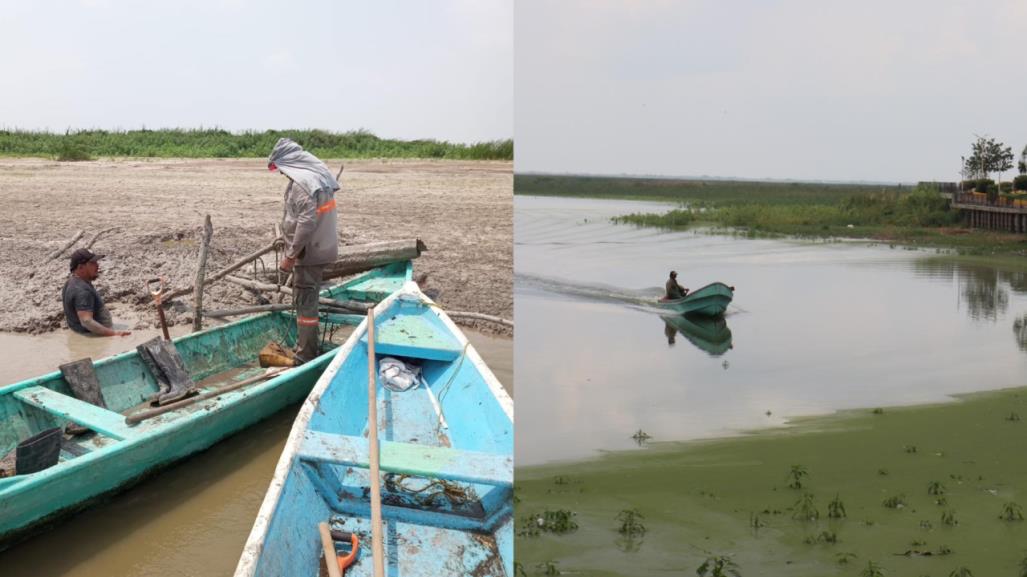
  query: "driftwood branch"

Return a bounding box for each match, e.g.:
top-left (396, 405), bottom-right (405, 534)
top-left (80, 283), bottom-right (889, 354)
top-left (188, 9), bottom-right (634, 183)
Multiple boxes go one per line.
top-left (445, 310), bottom-right (514, 328)
top-left (192, 215), bottom-right (214, 332)
top-left (84, 227), bottom-right (116, 250)
top-left (163, 241), bottom-right (278, 302)
top-left (223, 275), bottom-right (372, 311)
top-left (197, 303), bottom-right (359, 318)
top-left (49, 230), bottom-right (84, 260)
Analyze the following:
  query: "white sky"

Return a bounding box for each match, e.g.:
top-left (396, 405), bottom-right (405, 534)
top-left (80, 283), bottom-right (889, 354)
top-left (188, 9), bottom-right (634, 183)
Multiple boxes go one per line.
top-left (516, 0), bottom-right (1027, 182)
top-left (0, 0), bottom-right (512, 143)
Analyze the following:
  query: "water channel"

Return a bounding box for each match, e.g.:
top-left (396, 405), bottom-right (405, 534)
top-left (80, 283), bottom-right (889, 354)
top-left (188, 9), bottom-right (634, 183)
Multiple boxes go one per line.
top-left (515, 195), bottom-right (1027, 466)
top-left (0, 322), bottom-right (510, 576)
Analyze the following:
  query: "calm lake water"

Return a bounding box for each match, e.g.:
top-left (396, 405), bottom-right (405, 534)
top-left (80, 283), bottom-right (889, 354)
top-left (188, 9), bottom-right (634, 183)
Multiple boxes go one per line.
top-left (515, 195), bottom-right (1027, 465)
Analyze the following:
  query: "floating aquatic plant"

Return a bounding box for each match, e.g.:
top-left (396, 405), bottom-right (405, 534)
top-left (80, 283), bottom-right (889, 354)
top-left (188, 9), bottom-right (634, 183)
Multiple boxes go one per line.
top-left (696, 555), bottom-right (742, 577)
top-left (616, 509), bottom-right (646, 537)
top-left (928, 481), bottom-right (946, 496)
top-left (872, 408), bottom-right (885, 415)
top-left (793, 493), bottom-right (819, 522)
top-left (1006, 412), bottom-right (1021, 422)
top-left (860, 561), bottom-right (886, 577)
top-left (536, 561), bottom-right (560, 576)
top-left (941, 510), bottom-right (958, 526)
top-left (803, 530), bottom-right (838, 545)
top-left (631, 429), bottom-right (651, 445)
top-left (835, 552), bottom-right (857, 565)
top-left (513, 561), bottom-right (527, 577)
top-left (949, 567), bottom-right (973, 577)
top-left (904, 444), bottom-right (919, 454)
top-left (787, 464), bottom-right (809, 490)
top-left (828, 495), bottom-right (847, 519)
top-left (517, 510), bottom-right (579, 537)
top-left (749, 512), bottom-right (766, 531)
top-left (882, 494), bottom-right (906, 509)
top-left (1000, 502), bottom-right (1024, 521)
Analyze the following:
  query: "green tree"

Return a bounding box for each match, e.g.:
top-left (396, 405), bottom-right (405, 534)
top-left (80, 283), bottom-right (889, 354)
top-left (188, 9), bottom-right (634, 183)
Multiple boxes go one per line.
top-left (963, 136), bottom-right (1013, 180)
top-left (1018, 144), bottom-right (1027, 175)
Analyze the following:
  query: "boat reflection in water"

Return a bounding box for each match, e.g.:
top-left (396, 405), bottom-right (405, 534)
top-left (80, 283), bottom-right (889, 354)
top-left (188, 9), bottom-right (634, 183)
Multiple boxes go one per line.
top-left (661, 313), bottom-right (733, 357)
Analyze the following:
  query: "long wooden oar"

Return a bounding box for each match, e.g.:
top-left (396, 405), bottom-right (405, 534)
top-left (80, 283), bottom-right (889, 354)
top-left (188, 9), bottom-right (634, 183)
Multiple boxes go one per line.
top-left (367, 307), bottom-right (385, 577)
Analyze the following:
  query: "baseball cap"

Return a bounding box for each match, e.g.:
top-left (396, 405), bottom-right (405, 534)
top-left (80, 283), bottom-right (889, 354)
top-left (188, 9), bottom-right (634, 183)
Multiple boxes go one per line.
top-left (70, 248), bottom-right (104, 272)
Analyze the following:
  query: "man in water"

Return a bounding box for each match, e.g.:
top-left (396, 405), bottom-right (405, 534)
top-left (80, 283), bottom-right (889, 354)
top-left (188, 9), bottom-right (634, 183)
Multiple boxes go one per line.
top-left (666, 270), bottom-right (688, 300)
top-left (268, 138), bottom-right (340, 364)
top-left (62, 248), bottom-right (131, 337)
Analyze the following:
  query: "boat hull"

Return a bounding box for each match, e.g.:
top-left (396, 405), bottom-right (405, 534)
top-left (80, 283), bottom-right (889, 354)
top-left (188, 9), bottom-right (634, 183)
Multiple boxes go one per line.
top-left (657, 282), bottom-right (734, 316)
top-left (236, 282), bottom-right (514, 577)
top-left (0, 262), bottom-right (412, 549)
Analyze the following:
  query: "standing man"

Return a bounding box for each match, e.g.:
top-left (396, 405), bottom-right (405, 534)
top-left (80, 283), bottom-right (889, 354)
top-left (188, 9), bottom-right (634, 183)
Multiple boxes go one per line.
top-left (665, 270), bottom-right (688, 300)
top-left (268, 138), bottom-right (340, 364)
top-left (62, 248), bottom-right (131, 337)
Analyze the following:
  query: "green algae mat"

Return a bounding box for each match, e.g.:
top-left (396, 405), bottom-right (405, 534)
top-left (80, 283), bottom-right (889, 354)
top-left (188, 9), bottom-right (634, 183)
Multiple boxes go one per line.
top-left (516, 388), bottom-right (1027, 576)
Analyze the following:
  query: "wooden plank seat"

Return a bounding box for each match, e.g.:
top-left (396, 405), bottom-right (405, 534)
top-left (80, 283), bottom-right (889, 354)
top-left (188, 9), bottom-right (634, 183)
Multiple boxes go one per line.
top-left (360, 314), bottom-right (463, 361)
top-left (13, 386), bottom-right (133, 441)
top-left (296, 431), bottom-right (511, 487)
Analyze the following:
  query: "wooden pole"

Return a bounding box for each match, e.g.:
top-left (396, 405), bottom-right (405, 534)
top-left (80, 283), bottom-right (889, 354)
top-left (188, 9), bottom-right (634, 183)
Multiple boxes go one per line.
top-left (444, 310), bottom-right (514, 328)
top-left (366, 307), bottom-right (385, 577)
top-left (49, 230), bottom-right (84, 260)
top-left (163, 241), bottom-right (279, 302)
top-left (318, 522), bottom-right (343, 577)
top-left (192, 215), bottom-right (213, 332)
top-left (223, 275), bottom-right (371, 311)
top-left (125, 368), bottom-right (286, 425)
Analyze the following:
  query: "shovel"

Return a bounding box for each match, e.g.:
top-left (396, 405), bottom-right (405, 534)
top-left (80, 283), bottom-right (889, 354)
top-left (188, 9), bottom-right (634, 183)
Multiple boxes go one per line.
top-left (146, 277), bottom-right (171, 341)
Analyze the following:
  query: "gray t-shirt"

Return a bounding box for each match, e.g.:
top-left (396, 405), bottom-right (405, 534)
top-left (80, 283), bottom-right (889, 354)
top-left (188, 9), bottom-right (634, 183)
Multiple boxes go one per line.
top-left (62, 275), bottom-right (112, 334)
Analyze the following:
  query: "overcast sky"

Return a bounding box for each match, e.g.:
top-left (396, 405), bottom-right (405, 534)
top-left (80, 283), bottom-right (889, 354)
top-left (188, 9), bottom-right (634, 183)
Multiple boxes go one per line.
top-left (516, 0), bottom-right (1027, 182)
top-left (0, 0), bottom-right (512, 143)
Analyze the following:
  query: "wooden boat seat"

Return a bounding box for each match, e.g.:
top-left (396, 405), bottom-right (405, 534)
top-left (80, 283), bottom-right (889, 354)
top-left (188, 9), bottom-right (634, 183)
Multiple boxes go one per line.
top-left (296, 430), bottom-right (511, 488)
top-left (13, 387), bottom-right (133, 441)
top-left (361, 314), bottom-right (463, 361)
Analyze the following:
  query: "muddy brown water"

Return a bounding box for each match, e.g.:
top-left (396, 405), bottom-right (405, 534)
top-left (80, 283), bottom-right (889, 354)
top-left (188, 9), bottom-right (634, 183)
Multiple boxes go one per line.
top-left (0, 325), bottom-right (511, 577)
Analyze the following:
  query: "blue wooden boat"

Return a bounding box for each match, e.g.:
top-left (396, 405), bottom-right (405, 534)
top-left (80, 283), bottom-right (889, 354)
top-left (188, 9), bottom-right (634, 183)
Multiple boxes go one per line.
top-left (235, 282), bottom-right (514, 577)
top-left (0, 261), bottom-right (412, 550)
top-left (656, 282), bottom-right (734, 316)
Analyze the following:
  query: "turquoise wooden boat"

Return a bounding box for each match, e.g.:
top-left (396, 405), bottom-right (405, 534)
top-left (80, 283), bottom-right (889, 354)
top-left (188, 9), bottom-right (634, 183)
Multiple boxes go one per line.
top-left (662, 313), bottom-right (733, 356)
top-left (235, 282), bottom-right (513, 577)
top-left (656, 282), bottom-right (734, 316)
top-left (0, 261), bottom-right (412, 550)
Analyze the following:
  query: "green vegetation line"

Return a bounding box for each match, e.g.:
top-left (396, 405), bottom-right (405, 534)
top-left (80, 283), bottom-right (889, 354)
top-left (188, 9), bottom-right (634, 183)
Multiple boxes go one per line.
top-left (0, 129), bottom-right (513, 161)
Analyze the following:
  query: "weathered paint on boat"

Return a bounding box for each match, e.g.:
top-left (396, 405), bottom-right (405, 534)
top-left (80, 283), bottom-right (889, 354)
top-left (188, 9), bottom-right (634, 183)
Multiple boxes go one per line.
top-left (0, 262), bottom-right (412, 549)
top-left (656, 282), bottom-right (734, 316)
top-left (236, 282), bottom-right (514, 577)
top-left (662, 313), bottom-right (733, 356)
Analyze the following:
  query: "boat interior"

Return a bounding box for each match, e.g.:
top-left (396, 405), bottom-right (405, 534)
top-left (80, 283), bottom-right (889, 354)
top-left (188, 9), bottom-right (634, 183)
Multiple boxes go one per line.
top-left (251, 293), bottom-right (513, 577)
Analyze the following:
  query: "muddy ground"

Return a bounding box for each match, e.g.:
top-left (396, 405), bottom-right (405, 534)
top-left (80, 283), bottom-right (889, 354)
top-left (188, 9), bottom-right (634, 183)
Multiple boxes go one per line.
top-left (0, 157), bottom-right (511, 336)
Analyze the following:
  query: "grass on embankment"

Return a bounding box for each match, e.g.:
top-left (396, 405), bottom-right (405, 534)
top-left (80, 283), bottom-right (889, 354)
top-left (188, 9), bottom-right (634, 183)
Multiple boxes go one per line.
top-left (0, 129), bottom-right (513, 161)
top-left (515, 388), bottom-right (1027, 577)
top-left (515, 173), bottom-right (1027, 256)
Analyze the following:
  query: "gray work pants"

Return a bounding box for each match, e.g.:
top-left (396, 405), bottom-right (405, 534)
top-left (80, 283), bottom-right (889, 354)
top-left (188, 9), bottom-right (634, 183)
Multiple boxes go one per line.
top-left (293, 264), bottom-right (325, 363)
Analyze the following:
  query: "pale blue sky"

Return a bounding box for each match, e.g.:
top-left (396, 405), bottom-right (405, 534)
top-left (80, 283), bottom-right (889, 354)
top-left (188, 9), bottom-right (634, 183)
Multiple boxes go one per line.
top-left (0, 0), bottom-right (512, 143)
top-left (516, 0), bottom-right (1027, 182)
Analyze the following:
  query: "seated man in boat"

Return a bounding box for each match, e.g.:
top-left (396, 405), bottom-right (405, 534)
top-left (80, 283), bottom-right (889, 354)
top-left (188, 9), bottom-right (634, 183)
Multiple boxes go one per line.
top-left (665, 270), bottom-right (688, 300)
top-left (62, 248), bottom-right (131, 337)
top-left (268, 138), bottom-right (340, 364)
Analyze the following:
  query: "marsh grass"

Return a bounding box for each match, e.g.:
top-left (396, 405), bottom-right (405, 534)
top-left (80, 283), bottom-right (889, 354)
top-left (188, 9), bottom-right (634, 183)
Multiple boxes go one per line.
top-left (0, 128), bottom-right (513, 160)
top-left (696, 555), bottom-right (742, 577)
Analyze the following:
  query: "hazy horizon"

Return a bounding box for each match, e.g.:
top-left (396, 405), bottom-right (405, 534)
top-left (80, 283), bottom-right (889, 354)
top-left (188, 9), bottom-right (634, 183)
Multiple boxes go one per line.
top-left (516, 0), bottom-right (1027, 182)
top-left (1, 1), bottom-right (512, 143)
